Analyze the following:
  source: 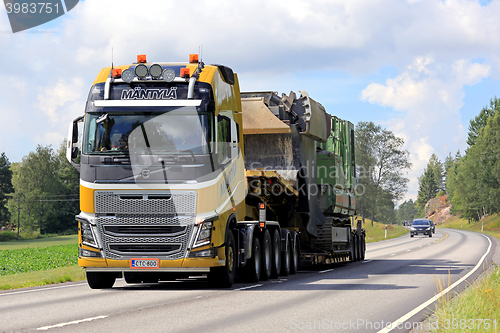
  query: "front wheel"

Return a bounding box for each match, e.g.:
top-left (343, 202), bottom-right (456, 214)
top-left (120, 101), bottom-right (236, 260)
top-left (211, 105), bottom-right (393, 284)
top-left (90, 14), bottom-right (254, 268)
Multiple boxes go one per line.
top-left (86, 272), bottom-right (116, 289)
top-left (208, 230), bottom-right (236, 288)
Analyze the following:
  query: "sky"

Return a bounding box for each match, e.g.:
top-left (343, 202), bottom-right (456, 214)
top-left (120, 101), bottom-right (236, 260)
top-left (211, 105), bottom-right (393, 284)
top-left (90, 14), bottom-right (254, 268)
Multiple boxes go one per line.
top-left (1, 0), bottom-right (500, 202)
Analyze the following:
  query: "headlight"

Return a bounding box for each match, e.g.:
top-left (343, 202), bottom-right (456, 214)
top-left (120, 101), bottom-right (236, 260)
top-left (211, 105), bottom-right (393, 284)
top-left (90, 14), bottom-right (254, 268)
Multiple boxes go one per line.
top-left (426, 227), bottom-right (430, 230)
top-left (78, 217), bottom-right (98, 248)
top-left (410, 227), bottom-right (415, 231)
top-left (79, 248), bottom-right (102, 258)
top-left (193, 221), bottom-right (213, 248)
top-left (192, 215), bottom-right (218, 248)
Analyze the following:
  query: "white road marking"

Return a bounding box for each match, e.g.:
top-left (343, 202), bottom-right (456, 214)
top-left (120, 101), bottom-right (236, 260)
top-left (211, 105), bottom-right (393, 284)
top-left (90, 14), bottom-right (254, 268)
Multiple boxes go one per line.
top-left (37, 316), bottom-right (108, 331)
top-left (390, 254), bottom-right (396, 256)
top-left (0, 282), bottom-right (88, 297)
top-left (406, 250), bottom-right (411, 252)
top-left (362, 260), bottom-right (372, 264)
top-left (377, 234), bottom-right (492, 333)
top-left (233, 284), bottom-right (263, 291)
top-left (319, 268), bottom-right (335, 274)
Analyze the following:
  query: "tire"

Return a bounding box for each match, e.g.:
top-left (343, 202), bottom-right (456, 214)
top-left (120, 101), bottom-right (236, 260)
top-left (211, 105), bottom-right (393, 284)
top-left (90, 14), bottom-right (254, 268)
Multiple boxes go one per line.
top-left (244, 236), bottom-right (261, 282)
top-left (270, 229), bottom-right (281, 279)
top-left (280, 233), bottom-right (291, 276)
top-left (429, 233), bottom-right (432, 238)
top-left (410, 234), bottom-right (414, 238)
top-left (350, 235), bottom-right (357, 262)
top-left (290, 232), bottom-right (300, 274)
top-left (359, 235), bottom-right (365, 261)
top-left (208, 230), bottom-right (236, 288)
top-left (260, 230), bottom-right (272, 281)
top-left (124, 272), bottom-right (141, 284)
top-left (86, 272), bottom-right (116, 289)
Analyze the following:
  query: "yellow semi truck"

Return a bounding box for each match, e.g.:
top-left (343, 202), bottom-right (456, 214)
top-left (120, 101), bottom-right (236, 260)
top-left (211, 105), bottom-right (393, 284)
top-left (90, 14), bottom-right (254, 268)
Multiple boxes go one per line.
top-left (66, 54), bottom-right (364, 289)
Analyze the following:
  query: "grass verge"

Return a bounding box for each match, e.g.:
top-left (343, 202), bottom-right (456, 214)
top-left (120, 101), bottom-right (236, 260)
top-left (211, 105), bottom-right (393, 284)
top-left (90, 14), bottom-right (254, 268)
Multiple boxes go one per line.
top-left (354, 217), bottom-right (409, 243)
top-left (0, 266), bottom-right (86, 290)
top-left (430, 214), bottom-right (500, 332)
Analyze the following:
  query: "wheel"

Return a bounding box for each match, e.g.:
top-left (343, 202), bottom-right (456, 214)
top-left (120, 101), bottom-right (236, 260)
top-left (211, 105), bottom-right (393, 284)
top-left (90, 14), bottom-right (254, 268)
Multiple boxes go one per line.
top-left (410, 234), bottom-right (414, 238)
top-left (260, 230), bottom-right (272, 281)
top-left (290, 232), bottom-right (300, 274)
top-left (280, 232), bottom-right (291, 276)
top-left (359, 235), bottom-right (365, 261)
top-left (243, 236), bottom-right (261, 282)
top-left (86, 272), bottom-right (116, 289)
top-left (124, 272), bottom-right (142, 284)
top-left (270, 229), bottom-right (281, 279)
top-left (209, 230), bottom-right (236, 288)
top-left (350, 235), bottom-right (357, 262)
top-left (429, 233), bottom-right (432, 238)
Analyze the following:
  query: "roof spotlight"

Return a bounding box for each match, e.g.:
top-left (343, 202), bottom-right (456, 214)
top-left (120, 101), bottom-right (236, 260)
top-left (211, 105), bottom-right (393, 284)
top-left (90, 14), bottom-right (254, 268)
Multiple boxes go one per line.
top-left (121, 69), bottom-right (135, 83)
top-left (135, 64), bottom-right (148, 79)
top-left (149, 64), bottom-right (163, 79)
top-left (162, 68), bottom-right (176, 82)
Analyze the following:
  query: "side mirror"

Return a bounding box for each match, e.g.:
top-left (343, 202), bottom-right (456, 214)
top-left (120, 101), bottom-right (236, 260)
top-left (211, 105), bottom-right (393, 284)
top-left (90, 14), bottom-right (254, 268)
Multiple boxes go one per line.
top-left (67, 115), bottom-right (84, 170)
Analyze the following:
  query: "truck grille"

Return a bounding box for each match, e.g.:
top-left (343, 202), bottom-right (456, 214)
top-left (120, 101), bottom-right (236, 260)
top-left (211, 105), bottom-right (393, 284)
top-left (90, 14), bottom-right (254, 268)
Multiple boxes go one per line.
top-left (95, 191), bottom-right (196, 214)
top-left (103, 225), bottom-right (187, 237)
top-left (95, 191), bottom-right (196, 260)
top-left (108, 244), bottom-right (182, 255)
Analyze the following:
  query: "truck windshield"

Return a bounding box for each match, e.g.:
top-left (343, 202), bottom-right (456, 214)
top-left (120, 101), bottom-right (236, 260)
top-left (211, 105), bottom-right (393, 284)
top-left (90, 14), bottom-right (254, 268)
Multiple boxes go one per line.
top-left (83, 107), bottom-right (213, 156)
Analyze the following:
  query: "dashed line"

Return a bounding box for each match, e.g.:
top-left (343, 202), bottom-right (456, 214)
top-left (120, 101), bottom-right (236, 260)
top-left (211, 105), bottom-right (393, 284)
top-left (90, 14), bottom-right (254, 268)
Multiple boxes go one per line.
top-left (434, 232), bottom-right (449, 244)
top-left (406, 250), bottom-right (411, 252)
top-left (319, 268), bottom-right (335, 274)
top-left (233, 284), bottom-right (263, 291)
top-left (362, 260), bottom-right (372, 264)
top-left (37, 316), bottom-right (108, 331)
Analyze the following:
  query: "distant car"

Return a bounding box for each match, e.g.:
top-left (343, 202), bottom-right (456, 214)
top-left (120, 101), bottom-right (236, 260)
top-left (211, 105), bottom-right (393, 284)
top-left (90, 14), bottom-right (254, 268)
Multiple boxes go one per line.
top-left (429, 220), bottom-right (435, 233)
top-left (410, 219), bottom-right (433, 237)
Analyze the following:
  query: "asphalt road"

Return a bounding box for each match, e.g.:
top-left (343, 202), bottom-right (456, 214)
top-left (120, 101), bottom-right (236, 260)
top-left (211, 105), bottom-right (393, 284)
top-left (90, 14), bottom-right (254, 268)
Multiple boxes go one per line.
top-left (0, 228), bottom-right (496, 333)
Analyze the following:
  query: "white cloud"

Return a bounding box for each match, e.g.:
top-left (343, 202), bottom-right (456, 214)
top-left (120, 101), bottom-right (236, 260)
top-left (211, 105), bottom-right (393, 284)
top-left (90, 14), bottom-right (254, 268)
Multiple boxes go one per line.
top-left (362, 56), bottom-right (491, 200)
top-left (37, 78), bottom-right (84, 123)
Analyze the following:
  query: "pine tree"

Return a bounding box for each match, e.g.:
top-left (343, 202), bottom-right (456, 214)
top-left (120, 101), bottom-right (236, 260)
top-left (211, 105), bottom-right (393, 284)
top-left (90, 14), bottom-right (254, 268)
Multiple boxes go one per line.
top-left (0, 153), bottom-right (14, 226)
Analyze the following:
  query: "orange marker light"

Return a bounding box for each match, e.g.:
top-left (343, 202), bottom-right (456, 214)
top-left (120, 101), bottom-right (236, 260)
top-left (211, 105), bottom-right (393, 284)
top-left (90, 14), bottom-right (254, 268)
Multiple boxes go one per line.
top-left (189, 54), bottom-right (199, 63)
top-left (137, 55), bottom-right (147, 63)
top-left (180, 67), bottom-right (190, 78)
top-left (112, 68), bottom-right (122, 78)
top-left (259, 203), bottom-right (265, 210)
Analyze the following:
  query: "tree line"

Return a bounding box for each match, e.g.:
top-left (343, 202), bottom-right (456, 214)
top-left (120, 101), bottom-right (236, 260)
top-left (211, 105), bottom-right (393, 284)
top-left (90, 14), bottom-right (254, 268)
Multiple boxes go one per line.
top-left (0, 142), bottom-right (79, 235)
top-left (398, 97), bottom-right (500, 223)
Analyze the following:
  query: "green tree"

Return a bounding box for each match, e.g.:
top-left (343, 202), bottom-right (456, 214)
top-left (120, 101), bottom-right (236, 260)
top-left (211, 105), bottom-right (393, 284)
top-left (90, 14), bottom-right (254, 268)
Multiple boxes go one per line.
top-left (452, 109), bottom-right (500, 221)
top-left (0, 153), bottom-right (14, 226)
top-left (396, 199), bottom-right (418, 222)
top-left (467, 97), bottom-right (499, 148)
top-left (416, 165), bottom-right (438, 214)
top-left (8, 143), bottom-right (79, 234)
top-left (355, 121), bottom-right (412, 225)
top-left (428, 154), bottom-right (445, 192)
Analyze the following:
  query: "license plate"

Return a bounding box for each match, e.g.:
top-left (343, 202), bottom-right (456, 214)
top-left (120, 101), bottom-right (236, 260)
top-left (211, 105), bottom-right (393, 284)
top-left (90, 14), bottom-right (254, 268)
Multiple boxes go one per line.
top-left (130, 258), bottom-right (159, 269)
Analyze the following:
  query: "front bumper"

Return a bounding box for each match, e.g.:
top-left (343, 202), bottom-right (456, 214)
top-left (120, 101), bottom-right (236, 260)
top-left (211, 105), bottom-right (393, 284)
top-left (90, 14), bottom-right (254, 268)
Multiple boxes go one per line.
top-left (410, 229), bottom-right (431, 236)
top-left (79, 256), bottom-right (225, 273)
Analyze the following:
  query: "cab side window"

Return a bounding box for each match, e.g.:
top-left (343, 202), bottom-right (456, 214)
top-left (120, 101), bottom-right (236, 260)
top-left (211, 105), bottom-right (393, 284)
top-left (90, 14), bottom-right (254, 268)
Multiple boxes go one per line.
top-left (217, 115), bottom-right (231, 165)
